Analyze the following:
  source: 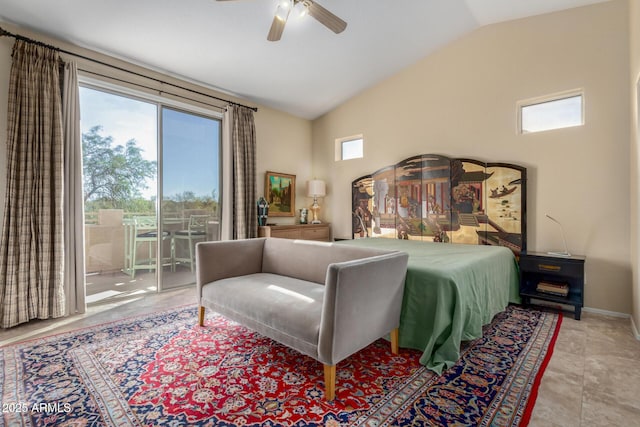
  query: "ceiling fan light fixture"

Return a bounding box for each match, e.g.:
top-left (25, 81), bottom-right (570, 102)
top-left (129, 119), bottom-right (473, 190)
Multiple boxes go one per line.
top-left (263, 0), bottom-right (346, 42)
top-left (274, 0), bottom-right (293, 22)
top-left (293, 2), bottom-right (308, 19)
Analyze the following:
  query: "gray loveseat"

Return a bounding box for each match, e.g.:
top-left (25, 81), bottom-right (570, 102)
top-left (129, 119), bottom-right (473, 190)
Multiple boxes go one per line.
top-left (196, 237), bottom-right (409, 400)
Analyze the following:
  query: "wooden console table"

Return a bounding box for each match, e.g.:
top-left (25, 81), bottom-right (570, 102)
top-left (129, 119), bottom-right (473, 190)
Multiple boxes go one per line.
top-left (258, 223), bottom-right (331, 242)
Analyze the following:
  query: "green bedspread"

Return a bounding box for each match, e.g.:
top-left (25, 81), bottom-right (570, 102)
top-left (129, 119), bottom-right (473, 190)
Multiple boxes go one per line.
top-left (337, 239), bottom-right (521, 374)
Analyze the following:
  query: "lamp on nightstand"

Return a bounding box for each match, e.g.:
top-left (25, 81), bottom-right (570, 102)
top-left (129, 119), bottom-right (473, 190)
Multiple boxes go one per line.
top-left (545, 214), bottom-right (571, 257)
top-left (307, 179), bottom-right (326, 224)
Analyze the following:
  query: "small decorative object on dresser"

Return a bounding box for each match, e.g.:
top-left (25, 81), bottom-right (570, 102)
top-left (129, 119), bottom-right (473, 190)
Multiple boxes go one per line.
top-left (258, 223), bottom-right (331, 242)
top-left (299, 208), bottom-right (308, 224)
top-left (257, 197), bottom-right (269, 226)
top-left (519, 251), bottom-right (585, 320)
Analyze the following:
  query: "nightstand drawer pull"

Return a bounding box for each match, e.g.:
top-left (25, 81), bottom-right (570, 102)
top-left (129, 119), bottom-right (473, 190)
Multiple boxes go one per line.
top-left (538, 264), bottom-right (561, 271)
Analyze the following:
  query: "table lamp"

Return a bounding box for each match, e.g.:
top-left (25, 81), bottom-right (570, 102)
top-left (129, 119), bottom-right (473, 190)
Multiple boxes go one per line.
top-left (307, 180), bottom-right (326, 224)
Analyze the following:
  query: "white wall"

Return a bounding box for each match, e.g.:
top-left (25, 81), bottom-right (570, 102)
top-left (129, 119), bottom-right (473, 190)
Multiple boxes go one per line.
top-left (312, 0), bottom-right (631, 314)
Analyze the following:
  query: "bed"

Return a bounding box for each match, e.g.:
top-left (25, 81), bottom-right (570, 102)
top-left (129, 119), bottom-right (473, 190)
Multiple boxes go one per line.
top-left (337, 238), bottom-right (520, 374)
top-left (345, 154), bottom-right (526, 373)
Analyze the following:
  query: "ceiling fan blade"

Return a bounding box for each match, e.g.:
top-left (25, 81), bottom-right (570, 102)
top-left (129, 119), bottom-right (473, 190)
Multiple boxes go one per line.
top-left (267, 15), bottom-right (286, 41)
top-left (305, 0), bottom-right (347, 34)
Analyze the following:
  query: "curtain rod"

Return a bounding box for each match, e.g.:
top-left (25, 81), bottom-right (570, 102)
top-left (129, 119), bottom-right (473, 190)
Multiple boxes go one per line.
top-left (0, 26), bottom-right (258, 112)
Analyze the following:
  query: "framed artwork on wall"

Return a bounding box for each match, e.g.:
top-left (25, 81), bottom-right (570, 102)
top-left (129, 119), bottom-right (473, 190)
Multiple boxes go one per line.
top-left (265, 171), bottom-right (296, 217)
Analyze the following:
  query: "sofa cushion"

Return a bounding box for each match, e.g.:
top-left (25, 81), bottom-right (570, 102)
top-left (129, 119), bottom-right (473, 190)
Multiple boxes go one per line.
top-left (200, 273), bottom-right (324, 348)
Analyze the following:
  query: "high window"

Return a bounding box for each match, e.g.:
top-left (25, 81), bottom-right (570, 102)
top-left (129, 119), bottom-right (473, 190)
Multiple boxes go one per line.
top-left (518, 91), bottom-right (584, 134)
top-left (337, 135), bottom-right (364, 160)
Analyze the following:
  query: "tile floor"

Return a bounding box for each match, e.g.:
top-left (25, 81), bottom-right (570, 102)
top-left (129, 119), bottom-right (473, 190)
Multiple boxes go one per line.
top-left (529, 310), bottom-right (640, 427)
top-left (1, 288), bottom-right (639, 426)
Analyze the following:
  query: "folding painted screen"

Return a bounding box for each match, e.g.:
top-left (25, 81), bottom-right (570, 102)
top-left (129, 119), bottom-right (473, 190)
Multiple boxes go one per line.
top-left (351, 154), bottom-right (527, 254)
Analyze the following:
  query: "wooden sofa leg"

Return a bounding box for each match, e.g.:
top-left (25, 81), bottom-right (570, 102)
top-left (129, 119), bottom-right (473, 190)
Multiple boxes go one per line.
top-left (390, 328), bottom-right (399, 354)
top-left (198, 306), bottom-right (205, 326)
top-left (323, 364), bottom-right (336, 401)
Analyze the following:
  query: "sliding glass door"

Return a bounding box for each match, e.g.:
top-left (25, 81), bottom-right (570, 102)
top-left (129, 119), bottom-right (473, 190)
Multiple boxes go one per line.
top-left (160, 107), bottom-right (221, 290)
top-left (80, 86), bottom-right (158, 303)
top-left (80, 85), bottom-right (221, 302)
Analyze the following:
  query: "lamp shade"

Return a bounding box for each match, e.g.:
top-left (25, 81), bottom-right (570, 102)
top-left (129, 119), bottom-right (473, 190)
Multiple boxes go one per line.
top-left (306, 180), bottom-right (326, 197)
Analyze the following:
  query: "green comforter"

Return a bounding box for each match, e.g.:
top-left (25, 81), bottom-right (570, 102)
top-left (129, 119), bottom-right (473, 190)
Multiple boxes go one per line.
top-left (337, 239), bottom-right (520, 374)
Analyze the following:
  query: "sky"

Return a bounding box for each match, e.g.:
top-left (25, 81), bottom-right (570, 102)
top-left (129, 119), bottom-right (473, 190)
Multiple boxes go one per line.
top-left (521, 95), bottom-right (583, 133)
top-left (79, 87), bottom-right (220, 200)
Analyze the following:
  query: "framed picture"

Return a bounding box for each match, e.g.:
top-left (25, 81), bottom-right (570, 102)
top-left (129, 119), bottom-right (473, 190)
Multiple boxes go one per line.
top-left (265, 171), bottom-right (296, 217)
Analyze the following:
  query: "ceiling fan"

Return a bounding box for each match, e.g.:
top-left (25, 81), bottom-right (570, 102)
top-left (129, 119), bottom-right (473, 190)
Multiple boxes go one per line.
top-left (217, 0), bottom-right (347, 41)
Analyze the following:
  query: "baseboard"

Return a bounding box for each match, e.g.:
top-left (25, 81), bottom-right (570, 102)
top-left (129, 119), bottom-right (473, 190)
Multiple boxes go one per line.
top-left (632, 316), bottom-right (640, 341)
top-left (582, 306), bottom-right (630, 318)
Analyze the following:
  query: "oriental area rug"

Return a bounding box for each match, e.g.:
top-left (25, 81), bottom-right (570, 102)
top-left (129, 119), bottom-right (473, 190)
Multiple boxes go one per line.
top-left (1, 304), bottom-right (561, 427)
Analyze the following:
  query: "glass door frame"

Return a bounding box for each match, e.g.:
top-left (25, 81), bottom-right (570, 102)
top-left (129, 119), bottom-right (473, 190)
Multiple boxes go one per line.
top-left (79, 75), bottom-right (223, 294)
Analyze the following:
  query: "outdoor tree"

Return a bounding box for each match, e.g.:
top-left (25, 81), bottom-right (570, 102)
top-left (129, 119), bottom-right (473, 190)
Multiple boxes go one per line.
top-left (162, 190), bottom-right (219, 217)
top-left (82, 125), bottom-right (156, 205)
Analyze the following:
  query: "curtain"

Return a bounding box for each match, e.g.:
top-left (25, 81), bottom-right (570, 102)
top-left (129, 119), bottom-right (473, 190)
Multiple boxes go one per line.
top-left (0, 41), bottom-right (65, 328)
top-left (221, 107), bottom-right (233, 240)
top-left (62, 61), bottom-right (86, 316)
top-left (222, 106), bottom-right (258, 240)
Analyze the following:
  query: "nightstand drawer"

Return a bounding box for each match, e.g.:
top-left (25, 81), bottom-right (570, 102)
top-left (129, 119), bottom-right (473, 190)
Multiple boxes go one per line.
top-left (519, 256), bottom-right (583, 277)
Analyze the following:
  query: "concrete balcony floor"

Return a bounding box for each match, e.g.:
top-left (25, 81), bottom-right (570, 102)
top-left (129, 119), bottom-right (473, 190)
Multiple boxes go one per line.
top-left (85, 264), bottom-right (197, 305)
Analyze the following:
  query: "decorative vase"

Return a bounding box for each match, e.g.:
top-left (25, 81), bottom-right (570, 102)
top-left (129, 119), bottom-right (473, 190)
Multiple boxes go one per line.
top-left (257, 197), bottom-right (269, 226)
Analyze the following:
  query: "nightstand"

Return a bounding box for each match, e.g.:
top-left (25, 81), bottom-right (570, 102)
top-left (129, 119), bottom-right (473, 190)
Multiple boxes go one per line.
top-left (519, 251), bottom-right (585, 320)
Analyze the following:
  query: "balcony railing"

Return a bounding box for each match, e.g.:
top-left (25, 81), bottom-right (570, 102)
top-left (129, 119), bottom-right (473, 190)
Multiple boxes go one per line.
top-left (85, 209), bottom-right (219, 274)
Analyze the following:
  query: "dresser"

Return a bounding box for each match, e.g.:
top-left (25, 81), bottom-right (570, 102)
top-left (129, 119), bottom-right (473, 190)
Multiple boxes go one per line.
top-left (258, 223), bottom-right (331, 242)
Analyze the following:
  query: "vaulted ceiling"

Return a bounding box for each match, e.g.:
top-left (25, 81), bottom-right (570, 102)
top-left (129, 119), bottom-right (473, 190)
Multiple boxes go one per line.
top-left (0, 0), bottom-right (609, 119)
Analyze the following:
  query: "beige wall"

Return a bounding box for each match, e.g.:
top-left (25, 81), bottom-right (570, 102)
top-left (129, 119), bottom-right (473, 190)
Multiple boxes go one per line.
top-left (255, 106), bottom-right (313, 224)
top-left (630, 0), bottom-right (640, 330)
top-left (312, 1), bottom-right (631, 314)
top-left (0, 22), bottom-right (312, 234)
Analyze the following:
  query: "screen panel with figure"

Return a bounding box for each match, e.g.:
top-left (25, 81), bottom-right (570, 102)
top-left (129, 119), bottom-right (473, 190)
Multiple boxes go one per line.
top-left (351, 154), bottom-right (526, 255)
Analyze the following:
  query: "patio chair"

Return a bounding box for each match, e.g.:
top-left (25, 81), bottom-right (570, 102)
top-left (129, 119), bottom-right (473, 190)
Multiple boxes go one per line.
top-left (129, 216), bottom-right (171, 278)
top-left (172, 214), bottom-right (209, 272)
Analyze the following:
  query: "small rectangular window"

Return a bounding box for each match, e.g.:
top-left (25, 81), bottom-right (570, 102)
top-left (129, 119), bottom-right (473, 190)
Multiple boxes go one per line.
top-left (519, 91), bottom-right (584, 134)
top-left (337, 135), bottom-right (363, 161)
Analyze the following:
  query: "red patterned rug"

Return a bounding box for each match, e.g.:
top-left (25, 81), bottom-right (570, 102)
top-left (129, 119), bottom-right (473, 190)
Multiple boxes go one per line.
top-left (1, 304), bottom-right (560, 426)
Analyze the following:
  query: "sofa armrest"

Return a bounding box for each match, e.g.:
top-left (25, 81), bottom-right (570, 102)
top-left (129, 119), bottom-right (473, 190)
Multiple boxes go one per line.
top-left (317, 251), bottom-right (409, 365)
top-left (196, 238), bottom-right (266, 301)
